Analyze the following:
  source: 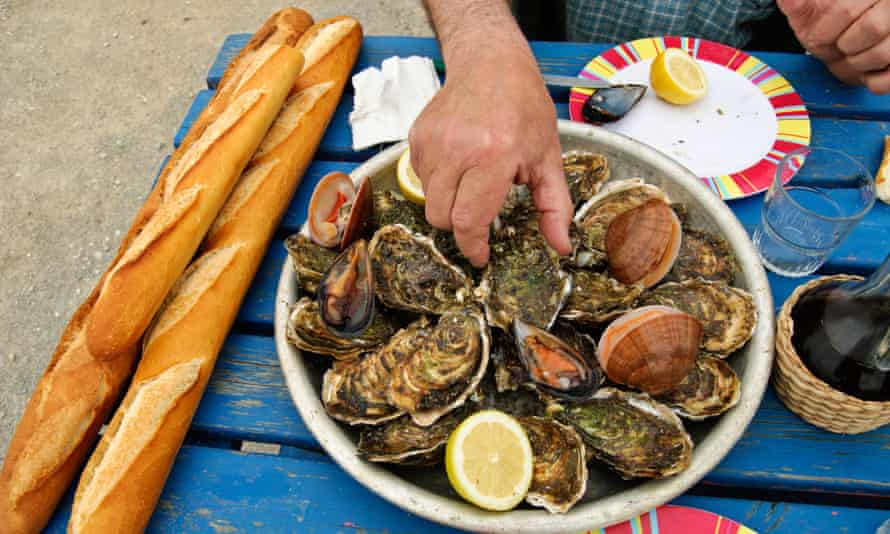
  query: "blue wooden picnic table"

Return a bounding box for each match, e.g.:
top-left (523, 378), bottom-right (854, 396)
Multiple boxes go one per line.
top-left (46, 35), bottom-right (890, 533)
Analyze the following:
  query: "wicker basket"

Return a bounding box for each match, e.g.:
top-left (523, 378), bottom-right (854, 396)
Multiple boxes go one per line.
top-left (774, 274), bottom-right (890, 434)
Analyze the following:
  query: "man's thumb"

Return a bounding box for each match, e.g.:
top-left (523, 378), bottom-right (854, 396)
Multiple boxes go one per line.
top-left (776, 0), bottom-right (809, 24)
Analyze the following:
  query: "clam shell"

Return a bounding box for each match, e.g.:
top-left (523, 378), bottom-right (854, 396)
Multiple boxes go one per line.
top-left (307, 171), bottom-right (354, 248)
top-left (597, 305), bottom-right (702, 395)
top-left (339, 176), bottom-right (374, 250)
top-left (519, 416), bottom-right (588, 514)
top-left (605, 199), bottom-right (682, 288)
top-left (656, 356), bottom-right (741, 420)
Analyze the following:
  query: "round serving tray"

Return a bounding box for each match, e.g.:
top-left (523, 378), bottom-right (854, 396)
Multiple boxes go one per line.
top-left (274, 120), bottom-right (775, 533)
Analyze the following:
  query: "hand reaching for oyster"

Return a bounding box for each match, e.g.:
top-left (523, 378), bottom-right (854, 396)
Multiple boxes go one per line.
top-left (286, 152), bottom-right (755, 514)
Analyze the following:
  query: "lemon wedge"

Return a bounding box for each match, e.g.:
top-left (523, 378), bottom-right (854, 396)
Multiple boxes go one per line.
top-left (397, 147), bottom-right (425, 205)
top-left (650, 48), bottom-right (707, 105)
top-left (445, 410), bottom-right (533, 512)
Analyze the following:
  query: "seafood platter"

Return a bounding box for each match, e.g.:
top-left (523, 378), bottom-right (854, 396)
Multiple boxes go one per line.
top-left (274, 121), bottom-right (775, 533)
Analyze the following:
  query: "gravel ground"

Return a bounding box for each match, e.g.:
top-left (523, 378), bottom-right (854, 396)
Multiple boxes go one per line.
top-left (0, 0), bottom-right (432, 460)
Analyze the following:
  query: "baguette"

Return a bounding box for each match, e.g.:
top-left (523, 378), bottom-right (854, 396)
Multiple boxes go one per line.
top-left (68, 16), bottom-right (362, 533)
top-left (0, 10), bottom-right (311, 534)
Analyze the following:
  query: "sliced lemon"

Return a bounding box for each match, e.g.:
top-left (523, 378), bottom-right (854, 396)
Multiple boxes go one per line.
top-left (397, 147), bottom-right (425, 205)
top-left (650, 48), bottom-right (707, 105)
top-left (445, 410), bottom-right (533, 512)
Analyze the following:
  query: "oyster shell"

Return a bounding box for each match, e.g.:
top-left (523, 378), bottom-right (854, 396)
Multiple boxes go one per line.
top-left (321, 317), bottom-right (432, 425)
top-left (387, 306), bottom-right (491, 426)
top-left (284, 233), bottom-right (337, 294)
top-left (639, 279), bottom-right (756, 356)
top-left (477, 229), bottom-right (571, 331)
top-left (369, 224), bottom-right (473, 315)
top-left (519, 416), bottom-right (588, 514)
top-left (490, 329), bottom-right (526, 393)
top-left (668, 228), bottom-right (739, 283)
top-left (551, 387), bottom-right (693, 479)
top-left (560, 269), bottom-right (644, 325)
top-left (562, 151), bottom-right (610, 207)
top-left (357, 407), bottom-right (470, 465)
top-left (605, 198), bottom-right (682, 288)
top-left (286, 297), bottom-right (397, 360)
top-left (316, 239), bottom-right (375, 337)
top-left (656, 356), bottom-right (741, 420)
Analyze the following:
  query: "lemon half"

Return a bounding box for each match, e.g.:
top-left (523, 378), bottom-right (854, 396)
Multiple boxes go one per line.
top-left (650, 48), bottom-right (707, 105)
top-left (397, 147), bottom-right (425, 205)
top-left (445, 410), bottom-right (533, 512)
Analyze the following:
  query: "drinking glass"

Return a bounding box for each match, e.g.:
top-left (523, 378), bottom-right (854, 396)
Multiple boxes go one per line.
top-left (753, 147), bottom-right (875, 277)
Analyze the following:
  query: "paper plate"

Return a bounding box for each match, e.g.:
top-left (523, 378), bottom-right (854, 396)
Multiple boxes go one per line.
top-left (588, 505), bottom-right (758, 534)
top-left (569, 36), bottom-right (811, 200)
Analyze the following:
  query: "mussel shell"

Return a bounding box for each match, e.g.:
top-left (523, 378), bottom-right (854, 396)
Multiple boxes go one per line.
top-left (605, 199), bottom-right (682, 288)
top-left (316, 239), bottom-right (375, 338)
top-left (307, 171), bottom-right (354, 248)
top-left (513, 319), bottom-right (602, 401)
top-left (519, 416), bottom-right (588, 514)
top-left (339, 176), bottom-right (373, 250)
top-left (581, 84), bottom-right (646, 123)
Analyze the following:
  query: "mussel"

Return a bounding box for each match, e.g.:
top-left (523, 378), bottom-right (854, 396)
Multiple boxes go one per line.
top-left (605, 198), bottom-right (682, 288)
top-left (316, 239), bottom-right (375, 338)
top-left (597, 305), bottom-right (702, 395)
top-left (512, 319), bottom-right (602, 401)
top-left (307, 171), bottom-right (373, 250)
top-left (581, 84), bottom-right (646, 124)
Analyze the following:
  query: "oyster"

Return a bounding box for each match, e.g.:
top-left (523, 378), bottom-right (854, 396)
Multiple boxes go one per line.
top-left (284, 232), bottom-right (337, 294)
top-left (490, 329), bottom-right (526, 393)
top-left (656, 356), bottom-right (741, 420)
top-left (597, 305), bottom-right (701, 395)
top-left (357, 407), bottom-right (470, 465)
top-left (518, 416), bottom-right (588, 514)
top-left (605, 198), bottom-right (682, 288)
top-left (639, 279), bottom-right (756, 356)
top-left (321, 317), bottom-right (431, 425)
top-left (286, 297), bottom-right (396, 360)
top-left (477, 229), bottom-right (571, 331)
top-left (668, 228), bottom-right (739, 283)
top-left (369, 224), bottom-right (473, 315)
top-left (513, 319), bottom-right (602, 401)
top-left (560, 269), bottom-right (643, 325)
top-left (316, 239), bottom-right (375, 337)
top-left (307, 172), bottom-right (373, 249)
top-left (387, 306), bottom-right (490, 426)
top-left (552, 387), bottom-right (693, 479)
top-left (562, 151), bottom-right (610, 207)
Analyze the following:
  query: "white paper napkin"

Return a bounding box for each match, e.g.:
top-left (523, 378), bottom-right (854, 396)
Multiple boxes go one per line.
top-left (349, 56), bottom-right (441, 151)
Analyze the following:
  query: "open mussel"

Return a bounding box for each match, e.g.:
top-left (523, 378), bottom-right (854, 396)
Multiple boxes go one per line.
top-left (307, 171), bottom-right (373, 250)
top-left (513, 319), bottom-right (602, 401)
top-left (581, 84), bottom-right (646, 124)
top-left (597, 305), bottom-right (702, 395)
top-left (316, 239), bottom-right (375, 338)
top-left (605, 198), bottom-right (682, 288)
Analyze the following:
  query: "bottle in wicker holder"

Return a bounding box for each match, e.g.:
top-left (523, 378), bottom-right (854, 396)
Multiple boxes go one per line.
top-left (774, 274), bottom-right (890, 434)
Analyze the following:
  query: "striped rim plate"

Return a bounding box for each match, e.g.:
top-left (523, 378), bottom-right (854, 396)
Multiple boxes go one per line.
top-left (569, 36), bottom-right (811, 200)
top-left (584, 504), bottom-right (758, 534)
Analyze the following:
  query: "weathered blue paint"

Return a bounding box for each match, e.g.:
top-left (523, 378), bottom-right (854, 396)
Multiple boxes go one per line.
top-left (173, 89), bottom-right (214, 148)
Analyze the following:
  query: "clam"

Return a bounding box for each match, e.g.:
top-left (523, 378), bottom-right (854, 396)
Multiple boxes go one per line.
top-left (639, 279), bottom-right (756, 356)
top-left (357, 407), bottom-right (470, 466)
top-left (513, 319), bottom-right (602, 401)
top-left (283, 232), bottom-right (338, 294)
top-left (307, 172), bottom-right (373, 250)
top-left (369, 224), bottom-right (473, 315)
top-left (668, 228), bottom-right (739, 284)
top-left (581, 84), bottom-right (647, 124)
top-left (559, 269), bottom-right (644, 326)
top-left (519, 416), bottom-right (588, 514)
top-left (597, 305), bottom-right (702, 395)
top-left (551, 387), bottom-right (693, 479)
top-left (316, 239), bottom-right (375, 338)
top-left (562, 151), bottom-right (610, 207)
top-left (286, 297), bottom-right (397, 360)
top-left (656, 356), bottom-right (741, 420)
top-left (387, 306), bottom-right (490, 426)
top-left (605, 199), bottom-right (682, 288)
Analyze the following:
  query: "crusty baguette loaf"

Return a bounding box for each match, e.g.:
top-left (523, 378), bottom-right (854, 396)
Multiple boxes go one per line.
top-left (68, 16), bottom-right (362, 534)
top-left (0, 10), bottom-right (312, 534)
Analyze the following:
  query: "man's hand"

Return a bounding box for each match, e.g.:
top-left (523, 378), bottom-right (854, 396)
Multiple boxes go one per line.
top-left (778, 0), bottom-right (890, 94)
top-left (412, 0), bottom-right (573, 268)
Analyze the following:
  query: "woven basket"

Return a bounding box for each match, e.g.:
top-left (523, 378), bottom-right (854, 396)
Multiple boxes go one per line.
top-left (774, 274), bottom-right (890, 434)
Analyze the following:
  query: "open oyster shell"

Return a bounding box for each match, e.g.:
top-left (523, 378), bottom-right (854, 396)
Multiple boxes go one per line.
top-left (668, 228), bottom-right (739, 283)
top-left (387, 306), bottom-right (491, 426)
top-left (490, 329), bottom-right (527, 393)
top-left (369, 224), bottom-right (473, 315)
top-left (286, 297), bottom-right (397, 360)
top-left (563, 151), bottom-right (610, 208)
top-left (357, 407), bottom-right (470, 465)
top-left (560, 270), bottom-right (644, 326)
top-left (519, 416), bottom-right (588, 514)
top-left (551, 387), bottom-right (693, 479)
top-left (655, 355), bottom-right (741, 420)
top-left (284, 233), bottom-right (337, 294)
top-left (477, 230), bottom-right (571, 331)
top-left (639, 279), bottom-right (756, 356)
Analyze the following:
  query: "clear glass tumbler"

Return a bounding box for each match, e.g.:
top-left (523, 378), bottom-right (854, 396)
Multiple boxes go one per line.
top-left (752, 147), bottom-right (875, 277)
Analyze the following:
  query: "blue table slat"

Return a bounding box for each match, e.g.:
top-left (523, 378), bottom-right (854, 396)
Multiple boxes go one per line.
top-left (151, 154), bottom-right (169, 191)
top-left (209, 35), bottom-right (890, 120)
top-left (173, 89), bottom-right (214, 148)
top-left (43, 444), bottom-right (890, 533)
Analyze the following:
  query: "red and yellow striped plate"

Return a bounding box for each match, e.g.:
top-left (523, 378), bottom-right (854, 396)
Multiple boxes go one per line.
top-left (583, 504), bottom-right (757, 534)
